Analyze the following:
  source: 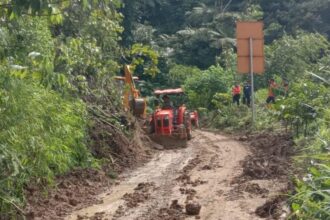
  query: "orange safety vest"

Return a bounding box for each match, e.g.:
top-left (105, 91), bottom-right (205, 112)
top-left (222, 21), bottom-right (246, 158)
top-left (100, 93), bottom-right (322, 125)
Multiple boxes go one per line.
top-left (232, 86), bottom-right (241, 95)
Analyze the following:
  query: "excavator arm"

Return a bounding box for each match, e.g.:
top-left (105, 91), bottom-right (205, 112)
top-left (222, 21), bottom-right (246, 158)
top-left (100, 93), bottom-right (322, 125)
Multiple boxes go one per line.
top-left (115, 65), bottom-right (146, 118)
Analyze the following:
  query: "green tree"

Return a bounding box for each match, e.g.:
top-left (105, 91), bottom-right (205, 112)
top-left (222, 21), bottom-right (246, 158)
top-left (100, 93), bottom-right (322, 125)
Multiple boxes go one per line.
top-left (266, 33), bottom-right (329, 82)
top-left (184, 65), bottom-right (234, 109)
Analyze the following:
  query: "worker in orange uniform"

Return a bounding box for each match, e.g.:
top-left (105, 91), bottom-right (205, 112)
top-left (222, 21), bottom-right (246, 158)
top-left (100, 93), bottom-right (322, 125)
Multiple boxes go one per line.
top-left (232, 83), bottom-right (241, 106)
top-left (266, 79), bottom-right (278, 104)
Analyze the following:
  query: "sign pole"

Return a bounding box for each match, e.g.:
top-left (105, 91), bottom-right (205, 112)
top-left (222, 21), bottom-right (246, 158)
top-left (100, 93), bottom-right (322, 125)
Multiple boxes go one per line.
top-left (249, 37), bottom-right (256, 126)
top-left (236, 21), bottom-right (264, 128)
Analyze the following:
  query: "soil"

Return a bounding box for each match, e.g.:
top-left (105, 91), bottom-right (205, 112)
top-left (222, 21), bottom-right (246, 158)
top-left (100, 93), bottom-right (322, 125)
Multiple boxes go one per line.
top-left (24, 169), bottom-right (112, 220)
top-left (240, 133), bottom-right (294, 180)
top-left (25, 130), bottom-right (293, 220)
top-left (122, 182), bottom-right (156, 208)
top-left (24, 126), bottom-right (153, 220)
top-left (89, 119), bottom-right (154, 173)
top-left (152, 200), bottom-right (186, 220)
top-left (255, 195), bottom-right (288, 219)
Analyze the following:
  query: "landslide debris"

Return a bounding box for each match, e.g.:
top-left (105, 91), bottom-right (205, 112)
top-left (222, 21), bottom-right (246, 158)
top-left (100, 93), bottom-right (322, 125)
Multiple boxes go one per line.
top-left (152, 200), bottom-right (186, 220)
top-left (238, 132), bottom-right (294, 219)
top-left (122, 182), bottom-right (156, 208)
top-left (244, 183), bottom-right (269, 195)
top-left (176, 156), bottom-right (202, 185)
top-left (240, 133), bottom-right (294, 180)
top-left (90, 120), bottom-right (153, 173)
top-left (24, 122), bottom-right (155, 219)
top-left (112, 182), bottom-right (156, 219)
top-left (24, 169), bottom-right (111, 220)
top-left (255, 195), bottom-right (288, 219)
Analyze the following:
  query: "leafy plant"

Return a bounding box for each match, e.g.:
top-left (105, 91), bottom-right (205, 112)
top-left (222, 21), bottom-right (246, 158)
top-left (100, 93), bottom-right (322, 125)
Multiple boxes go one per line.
top-left (0, 75), bottom-right (93, 216)
top-left (184, 65), bottom-right (234, 109)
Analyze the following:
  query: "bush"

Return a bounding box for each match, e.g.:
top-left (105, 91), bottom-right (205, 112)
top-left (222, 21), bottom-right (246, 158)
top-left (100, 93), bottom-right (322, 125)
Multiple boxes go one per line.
top-left (184, 65), bottom-right (234, 109)
top-left (0, 75), bottom-right (93, 216)
top-left (291, 120), bottom-right (330, 219)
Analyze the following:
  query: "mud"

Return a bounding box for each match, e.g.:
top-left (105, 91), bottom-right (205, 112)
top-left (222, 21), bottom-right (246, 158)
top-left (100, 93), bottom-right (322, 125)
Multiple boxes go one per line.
top-left (255, 195), bottom-right (288, 219)
top-left (240, 133), bottom-right (294, 180)
top-left (176, 156), bottom-right (203, 186)
top-left (24, 124), bottom-right (155, 220)
top-left (90, 122), bottom-right (153, 173)
top-left (236, 133), bottom-right (294, 220)
top-left (244, 183), bottom-right (269, 195)
top-left (122, 182), bottom-right (156, 208)
top-left (179, 188), bottom-right (197, 201)
top-left (24, 169), bottom-right (112, 220)
top-left (40, 130), bottom-right (293, 220)
top-left (182, 156), bottom-right (202, 173)
top-left (152, 200), bottom-right (185, 220)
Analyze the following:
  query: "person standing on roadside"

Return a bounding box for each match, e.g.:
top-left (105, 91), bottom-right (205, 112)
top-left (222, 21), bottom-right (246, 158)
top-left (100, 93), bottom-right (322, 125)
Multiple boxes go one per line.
top-left (282, 78), bottom-right (289, 97)
top-left (232, 83), bottom-right (241, 106)
top-left (242, 81), bottom-right (252, 106)
top-left (266, 79), bottom-right (278, 104)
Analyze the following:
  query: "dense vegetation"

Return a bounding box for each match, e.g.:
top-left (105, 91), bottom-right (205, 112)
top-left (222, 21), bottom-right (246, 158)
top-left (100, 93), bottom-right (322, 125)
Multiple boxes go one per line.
top-left (0, 0), bottom-right (329, 219)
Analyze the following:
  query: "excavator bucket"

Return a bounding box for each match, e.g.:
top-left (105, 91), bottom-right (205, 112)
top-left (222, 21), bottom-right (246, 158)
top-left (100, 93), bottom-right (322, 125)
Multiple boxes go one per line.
top-left (149, 134), bottom-right (188, 149)
top-left (148, 122), bottom-right (189, 149)
top-left (132, 98), bottom-right (146, 117)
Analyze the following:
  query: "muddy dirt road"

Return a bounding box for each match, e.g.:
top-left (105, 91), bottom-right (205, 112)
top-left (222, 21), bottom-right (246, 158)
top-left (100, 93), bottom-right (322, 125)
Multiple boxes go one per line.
top-left (66, 130), bottom-right (290, 220)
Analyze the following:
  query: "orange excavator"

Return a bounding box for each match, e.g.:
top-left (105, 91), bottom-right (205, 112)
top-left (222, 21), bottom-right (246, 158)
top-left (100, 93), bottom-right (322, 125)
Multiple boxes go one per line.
top-left (115, 65), bottom-right (146, 118)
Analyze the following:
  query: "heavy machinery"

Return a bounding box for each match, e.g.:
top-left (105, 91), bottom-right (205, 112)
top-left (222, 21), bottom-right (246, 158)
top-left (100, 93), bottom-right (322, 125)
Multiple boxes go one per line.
top-left (148, 88), bottom-right (197, 148)
top-left (190, 111), bottom-right (199, 128)
top-left (115, 65), bottom-right (146, 118)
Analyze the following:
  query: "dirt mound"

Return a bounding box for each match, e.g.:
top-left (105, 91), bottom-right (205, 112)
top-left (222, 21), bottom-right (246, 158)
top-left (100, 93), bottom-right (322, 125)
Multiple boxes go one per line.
top-left (201, 165), bottom-right (212, 170)
top-left (190, 178), bottom-right (208, 187)
top-left (226, 182), bottom-right (269, 201)
top-left (123, 182), bottom-right (156, 208)
top-left (90, 120), bottom-right (153, 173)
top-left (176, 175), bottom-right (207, 187)
top-left (244, 183), bottom-right (269, 195)
top-left (113, 205), bottom-right (126, 219)
top-left (176, 173), bottom-right (191, 183)
top-left (24, 168), bottom-right (111, 219)
top-left (89, 211), bottom-right (105, 220)
top-left (182, 156), bottom-right (202, 173)
top-left (243, 156), bottom-right (287, 179)
top-left (152, 200), bottom-right (186, 220)
top-left (225, 187), bottom-right (245, 201)
top-left (247, 133), bottom-right (294, 157)
top-left (255, 196), bottom-right (287, 219)
top-left (180, 188), bottom-right (197, 201)
top-left (176, 156), bottom-right (202, 185)
top-left (240, 133), bottom-right (294, 180)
